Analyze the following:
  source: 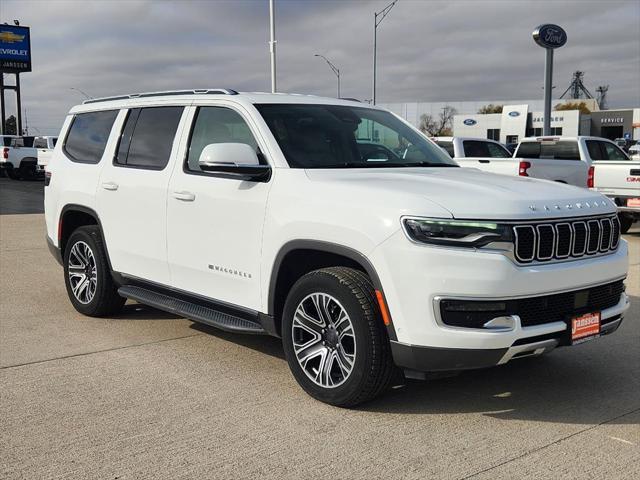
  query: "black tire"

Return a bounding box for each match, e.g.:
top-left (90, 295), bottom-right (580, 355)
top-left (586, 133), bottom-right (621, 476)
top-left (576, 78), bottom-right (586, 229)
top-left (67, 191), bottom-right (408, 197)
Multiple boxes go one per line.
top-left (6, 167), bottom-right (20, 180)
top-left (619, 213), bottom-right (634, 234)
top-left (63, 226), bottom-right (125, 317)
top-left (282, 267), bottom-right (394, 407)
top-left (19, 161), bottom-right (36, 180)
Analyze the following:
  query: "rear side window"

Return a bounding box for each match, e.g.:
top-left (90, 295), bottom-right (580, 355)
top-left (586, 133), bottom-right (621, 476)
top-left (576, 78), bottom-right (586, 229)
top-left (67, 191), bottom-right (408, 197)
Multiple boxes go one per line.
top-left (462, 140), bottom-right (511, 158)
top-left (586, 140), bottom-right (629, 161)
top-left (115, 106), bottom-right (184, 170)
top-left (517, 141), bottom-right (580, 160)
top-left (33, 138), bottom-right (48, 148)
top-left (64, 110), bottom-right (118, 164)
top-left (435, 141), bottom-right (454, 157)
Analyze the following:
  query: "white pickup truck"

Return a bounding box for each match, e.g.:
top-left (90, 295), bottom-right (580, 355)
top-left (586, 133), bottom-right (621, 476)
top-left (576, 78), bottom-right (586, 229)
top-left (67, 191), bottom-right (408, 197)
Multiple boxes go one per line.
top-left (0, 135), bottom-right (57, 180)
top-left (433, 136), bottom-right (588, 186)
top-left (515, 136), bottom-right (639, 232)
top-left (35, 136), bottom-right (58, 171)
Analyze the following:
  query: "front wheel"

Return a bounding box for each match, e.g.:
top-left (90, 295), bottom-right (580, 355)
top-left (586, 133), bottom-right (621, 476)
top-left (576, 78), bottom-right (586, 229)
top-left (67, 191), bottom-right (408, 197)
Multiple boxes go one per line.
top-left (282, 267), bottom-right (394, 407)
top-left (619, 213), bottom-right (634, 234)
top-left (63, 226), bottom-right (125, 317)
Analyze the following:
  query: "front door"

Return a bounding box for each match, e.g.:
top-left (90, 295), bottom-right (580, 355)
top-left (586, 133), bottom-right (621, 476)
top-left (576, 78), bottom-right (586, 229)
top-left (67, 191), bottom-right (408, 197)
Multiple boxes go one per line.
top-left (167, 105), bottom-right (272, 311)
top-left (97, 105), bottom-right (187, 284)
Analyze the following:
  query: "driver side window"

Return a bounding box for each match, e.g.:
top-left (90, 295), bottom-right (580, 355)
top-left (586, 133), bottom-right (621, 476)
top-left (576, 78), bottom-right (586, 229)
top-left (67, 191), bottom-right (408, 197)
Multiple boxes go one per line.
top-left (186, 107), bottom-right (258, 172)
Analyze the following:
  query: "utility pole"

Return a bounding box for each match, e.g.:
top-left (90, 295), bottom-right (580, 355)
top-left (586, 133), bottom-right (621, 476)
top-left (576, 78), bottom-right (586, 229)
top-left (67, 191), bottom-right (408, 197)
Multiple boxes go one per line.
top-left (269, 0), bottom-right (277, 93)
top-left (314, 54), bottom-right (340, 98)
top-left (372, 0), bottom-right (398, 105)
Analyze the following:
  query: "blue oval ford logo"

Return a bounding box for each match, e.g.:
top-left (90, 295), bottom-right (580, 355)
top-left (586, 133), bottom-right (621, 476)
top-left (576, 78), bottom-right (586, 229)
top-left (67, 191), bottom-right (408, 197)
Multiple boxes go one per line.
top-left (508, 111), bottom-right (520, 117)
top-left (533, 24), bottom-right (567, 49)
top-left (463, 119), bottom-right (477, 126)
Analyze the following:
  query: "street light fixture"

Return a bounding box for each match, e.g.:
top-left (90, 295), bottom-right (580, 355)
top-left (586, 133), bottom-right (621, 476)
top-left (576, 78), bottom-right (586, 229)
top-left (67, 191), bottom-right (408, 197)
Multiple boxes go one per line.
top-left (69, 87), bottom-right (92, 100)
top-left (372, 0), bottom-right (398, 105)
top-left (314, 54), bottom-right (340, 98)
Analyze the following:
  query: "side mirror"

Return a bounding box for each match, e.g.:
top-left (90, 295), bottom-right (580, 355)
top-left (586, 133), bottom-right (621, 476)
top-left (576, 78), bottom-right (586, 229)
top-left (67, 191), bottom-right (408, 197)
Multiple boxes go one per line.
top-left (198, 143), bottom-right (271, 182)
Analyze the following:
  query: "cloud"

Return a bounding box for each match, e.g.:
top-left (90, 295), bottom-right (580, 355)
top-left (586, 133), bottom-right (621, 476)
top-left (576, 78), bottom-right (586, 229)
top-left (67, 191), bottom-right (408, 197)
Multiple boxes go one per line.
top-left (3, 0), bottom-right (639, 134)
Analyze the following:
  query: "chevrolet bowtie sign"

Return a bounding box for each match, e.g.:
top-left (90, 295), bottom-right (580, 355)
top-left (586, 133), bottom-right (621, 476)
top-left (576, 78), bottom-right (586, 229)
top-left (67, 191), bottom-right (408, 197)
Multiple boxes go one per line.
top-left (0, 25), bottom-right (31, 73)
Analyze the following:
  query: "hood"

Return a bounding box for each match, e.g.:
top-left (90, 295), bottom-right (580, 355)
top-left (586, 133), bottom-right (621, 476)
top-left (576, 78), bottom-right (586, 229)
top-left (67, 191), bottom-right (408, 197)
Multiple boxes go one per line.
top-left (305, 167), bottom-right (617, 220)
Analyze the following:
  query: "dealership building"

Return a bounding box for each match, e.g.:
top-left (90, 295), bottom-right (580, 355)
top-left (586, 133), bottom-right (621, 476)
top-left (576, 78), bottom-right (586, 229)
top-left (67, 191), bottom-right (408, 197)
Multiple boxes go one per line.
top-left (380, 99), bottom-right (640, 145)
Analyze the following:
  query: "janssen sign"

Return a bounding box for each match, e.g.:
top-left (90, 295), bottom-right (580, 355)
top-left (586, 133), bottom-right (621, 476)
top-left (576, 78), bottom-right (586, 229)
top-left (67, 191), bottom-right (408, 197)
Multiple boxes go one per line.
top-left (0, 25), bottom-right (31, 73)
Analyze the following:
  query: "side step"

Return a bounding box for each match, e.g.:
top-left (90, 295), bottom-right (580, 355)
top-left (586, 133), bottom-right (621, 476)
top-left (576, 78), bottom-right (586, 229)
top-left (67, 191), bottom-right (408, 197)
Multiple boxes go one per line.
top-left (118, 285), bottom-right (266, 335)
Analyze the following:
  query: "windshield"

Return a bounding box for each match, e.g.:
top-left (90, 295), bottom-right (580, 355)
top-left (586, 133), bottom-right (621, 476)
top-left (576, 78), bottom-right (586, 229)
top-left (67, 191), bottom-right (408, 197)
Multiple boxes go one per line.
top-left (255, 104), bottom-right (458, 169)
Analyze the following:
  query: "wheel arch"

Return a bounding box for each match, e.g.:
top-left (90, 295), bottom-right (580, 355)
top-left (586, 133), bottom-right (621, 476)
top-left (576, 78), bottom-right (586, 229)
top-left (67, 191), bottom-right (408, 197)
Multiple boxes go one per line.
top-left (267, 240), bottom-right (396, 340)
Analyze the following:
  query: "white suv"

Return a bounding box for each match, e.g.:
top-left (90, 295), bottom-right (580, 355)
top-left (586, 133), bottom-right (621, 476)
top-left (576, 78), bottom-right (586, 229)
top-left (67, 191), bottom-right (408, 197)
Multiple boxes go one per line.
top-left (45, 89), bottom-right (630, 406)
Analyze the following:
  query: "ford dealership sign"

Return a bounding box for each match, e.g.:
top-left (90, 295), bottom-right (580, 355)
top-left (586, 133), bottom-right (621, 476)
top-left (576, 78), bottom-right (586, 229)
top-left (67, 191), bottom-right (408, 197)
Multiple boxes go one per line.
top-left (463, 119), bottom-right (477, 126)
top-left (508, 111), bottom-right (520, 117)
top-left (533, 24), bottom-right (567, 49)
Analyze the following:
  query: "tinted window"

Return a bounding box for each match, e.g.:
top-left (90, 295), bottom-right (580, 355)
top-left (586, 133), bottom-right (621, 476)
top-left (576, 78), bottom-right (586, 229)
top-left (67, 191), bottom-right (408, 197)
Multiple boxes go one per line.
top-left (587, 140), bottom-right (629, 161)
top-left (186, 107), bottom-right (258, 172)
top-left (435, 141), bottom-right (454, 157)
top-left (517, 141), bottom-right (580, 160)
top-left (115, 106), bottom-right (184, 169)
top-left (64, 110), bottom-right (118, 164)
top-left (256, 104), bottom-right (457, 169)
top-left (462, 140), bottom-right (511, 158)
top-left (33, 138), bottom-right (48, 148)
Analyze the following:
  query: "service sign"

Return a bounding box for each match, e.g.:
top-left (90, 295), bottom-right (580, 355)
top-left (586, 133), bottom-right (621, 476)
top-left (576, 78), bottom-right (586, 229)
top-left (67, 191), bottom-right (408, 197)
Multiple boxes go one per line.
top-left (532, 24), bottom-right (567, 49)
top-left (0, 25), bottom-right (31, 73)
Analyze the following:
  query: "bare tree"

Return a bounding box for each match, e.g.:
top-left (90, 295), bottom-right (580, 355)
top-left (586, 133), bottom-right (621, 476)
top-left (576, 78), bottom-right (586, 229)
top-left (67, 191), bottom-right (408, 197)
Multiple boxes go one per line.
top-left (418, 106), bottom-right (457, 137)
top-left (477, 104), bottom-right (503, 114)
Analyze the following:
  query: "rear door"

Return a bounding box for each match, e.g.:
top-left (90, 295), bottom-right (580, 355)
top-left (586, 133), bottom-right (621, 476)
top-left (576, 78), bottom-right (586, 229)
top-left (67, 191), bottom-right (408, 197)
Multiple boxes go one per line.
top-left (166, 104), bottom-right (271, 311)
top-left (97, 105), bottom-right (188, 284)
top-left (587, 139), bottom-right (640, 197)
top-left (455, 140), bottom-right (517, 175)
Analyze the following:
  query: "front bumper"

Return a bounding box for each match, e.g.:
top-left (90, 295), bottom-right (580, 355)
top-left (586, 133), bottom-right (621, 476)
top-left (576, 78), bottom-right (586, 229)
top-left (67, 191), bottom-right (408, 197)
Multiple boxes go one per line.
top-left (370, 229), bottom-right (630, 370)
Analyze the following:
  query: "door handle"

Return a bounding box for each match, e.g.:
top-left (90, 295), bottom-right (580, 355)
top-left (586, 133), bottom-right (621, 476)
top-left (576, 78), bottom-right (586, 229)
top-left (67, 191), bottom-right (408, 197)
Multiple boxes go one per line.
top-left (479, 160), bottom-right (490, 163)
top-left (101, 182), bottom-right (119, 191)
top-left (172, 191), bottom-right (196, 202)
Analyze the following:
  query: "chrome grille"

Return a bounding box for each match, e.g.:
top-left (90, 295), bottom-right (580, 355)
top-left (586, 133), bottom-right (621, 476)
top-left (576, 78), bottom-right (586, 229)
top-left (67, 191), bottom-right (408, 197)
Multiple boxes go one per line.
top-left (514, 215), bottom-right (620, 263)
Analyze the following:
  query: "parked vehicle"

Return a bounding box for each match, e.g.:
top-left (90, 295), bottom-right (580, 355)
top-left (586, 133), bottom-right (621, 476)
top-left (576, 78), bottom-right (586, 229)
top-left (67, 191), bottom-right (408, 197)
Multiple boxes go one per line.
top-left (0, 135), bottom-right (20, 177)
top-left (0, 135), bottom-right (42, 179)
top-left (516, 136), bottom-right (639, 232)
top-left (628, 144), bottom-right (640, 161)
top-left (45, 90), bottom-right (630, 406)
top-left (434, 136), bottom-right (588, 186)
top-left (35, 136), bottom-right (58, 172)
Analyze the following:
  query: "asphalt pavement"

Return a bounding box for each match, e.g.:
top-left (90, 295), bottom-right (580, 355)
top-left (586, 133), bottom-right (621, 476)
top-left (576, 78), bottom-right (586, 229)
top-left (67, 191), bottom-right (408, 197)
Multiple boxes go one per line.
top-left (1, 180), bottom-right (638, 479)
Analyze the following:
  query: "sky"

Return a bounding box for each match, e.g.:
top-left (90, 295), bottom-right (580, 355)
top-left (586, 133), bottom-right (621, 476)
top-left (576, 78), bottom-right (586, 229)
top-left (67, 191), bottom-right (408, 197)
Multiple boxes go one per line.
top-left (2, 0), bottom-right (639, 135)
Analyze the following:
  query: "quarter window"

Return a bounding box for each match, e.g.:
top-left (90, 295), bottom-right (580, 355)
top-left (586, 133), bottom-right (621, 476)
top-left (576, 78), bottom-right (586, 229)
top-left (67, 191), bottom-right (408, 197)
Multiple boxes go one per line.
top-left (186, 107), bottom-right (259, 172)
top-left (115, 106), bottom-right (184, 169)
top-left (64, 110), bottom-right (118, 164)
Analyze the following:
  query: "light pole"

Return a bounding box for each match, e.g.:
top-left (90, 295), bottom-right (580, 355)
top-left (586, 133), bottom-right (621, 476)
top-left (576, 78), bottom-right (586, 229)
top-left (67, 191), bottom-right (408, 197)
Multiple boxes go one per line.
top-left (314, 54), bottom-right (340, 98)
top-left (69, 87), bottom-right (92, 100)
top-left (269, 0), bottom-right (277, 93)
top-left (372, 0), bottom-right (398, 105)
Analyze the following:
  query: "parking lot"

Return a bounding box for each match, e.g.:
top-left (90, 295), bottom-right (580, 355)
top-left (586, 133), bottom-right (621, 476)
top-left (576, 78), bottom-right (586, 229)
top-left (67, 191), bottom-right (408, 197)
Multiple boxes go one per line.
top-left (0, 178), bottom-right (638, 479)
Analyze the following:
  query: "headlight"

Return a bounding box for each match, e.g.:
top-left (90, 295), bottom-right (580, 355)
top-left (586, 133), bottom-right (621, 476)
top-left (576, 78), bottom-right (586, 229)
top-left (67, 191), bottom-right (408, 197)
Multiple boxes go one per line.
top-left (402, 217), bottom-right (514, 248)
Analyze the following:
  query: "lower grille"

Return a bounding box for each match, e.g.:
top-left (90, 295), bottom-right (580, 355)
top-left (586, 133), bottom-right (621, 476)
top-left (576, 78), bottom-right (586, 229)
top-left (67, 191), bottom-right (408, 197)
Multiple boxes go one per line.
top-left (439, 280), bottom-right (624, 329)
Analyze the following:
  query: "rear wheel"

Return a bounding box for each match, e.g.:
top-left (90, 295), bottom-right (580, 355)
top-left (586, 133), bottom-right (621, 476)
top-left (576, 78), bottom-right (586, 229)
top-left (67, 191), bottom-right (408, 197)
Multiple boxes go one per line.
top-left (6, 167), bottom-right (20, 180)
top-left (63, 226), bottom-right (125, 316)
top-left (282, 267), bottom-right (394, 407)
top-left (619, 213), bottom-right (634, 234)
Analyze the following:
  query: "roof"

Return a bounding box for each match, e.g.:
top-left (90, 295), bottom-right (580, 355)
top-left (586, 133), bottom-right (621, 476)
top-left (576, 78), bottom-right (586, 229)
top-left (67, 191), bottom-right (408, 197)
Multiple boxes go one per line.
top-left (519, 136), bottom-right (614, 142)
top-left (71, 89), bottom-right (370, 114)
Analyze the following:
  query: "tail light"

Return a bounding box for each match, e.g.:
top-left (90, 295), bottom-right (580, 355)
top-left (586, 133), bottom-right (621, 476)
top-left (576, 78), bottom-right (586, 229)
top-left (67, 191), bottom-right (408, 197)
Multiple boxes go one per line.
top-left (587, 166), bottom-right (595, 188)
top-left (518, 161), bottom-right (531, 177)
top-left (2, 147), bottom-right (8, 159)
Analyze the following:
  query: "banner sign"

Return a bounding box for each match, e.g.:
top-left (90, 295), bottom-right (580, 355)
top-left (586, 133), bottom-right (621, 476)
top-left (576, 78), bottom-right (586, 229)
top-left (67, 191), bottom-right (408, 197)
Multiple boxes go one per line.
top-left (0, 25), bottom-right (31, 73)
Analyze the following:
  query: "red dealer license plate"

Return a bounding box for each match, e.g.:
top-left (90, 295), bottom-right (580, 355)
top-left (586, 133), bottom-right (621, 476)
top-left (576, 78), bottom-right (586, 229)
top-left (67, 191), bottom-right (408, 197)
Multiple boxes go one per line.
top-left (627, 198), bottom-right (640, 208)
top-left (571, 312), bottom-right (601, 344)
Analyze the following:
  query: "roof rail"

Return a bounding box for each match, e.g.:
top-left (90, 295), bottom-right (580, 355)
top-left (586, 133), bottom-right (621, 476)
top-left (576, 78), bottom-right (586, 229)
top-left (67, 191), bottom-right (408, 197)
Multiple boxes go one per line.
top-left (83, 88), bottom-right (239, 104)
